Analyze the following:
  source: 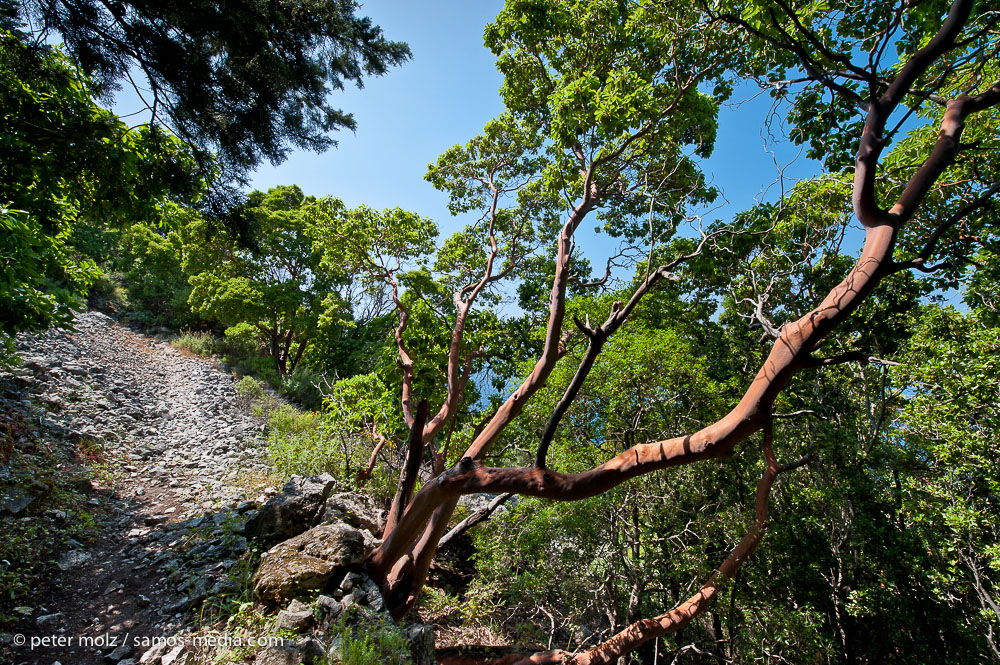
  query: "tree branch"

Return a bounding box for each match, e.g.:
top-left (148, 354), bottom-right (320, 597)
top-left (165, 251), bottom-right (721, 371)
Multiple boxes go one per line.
top-left (383, 400), bottom-right (430, 540)
top-left (438, 493), bottom-right (515, 549)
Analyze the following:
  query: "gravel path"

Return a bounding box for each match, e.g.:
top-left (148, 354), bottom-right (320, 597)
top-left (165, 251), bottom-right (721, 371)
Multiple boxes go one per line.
top-left (6, 311), bottom-right (275, 665)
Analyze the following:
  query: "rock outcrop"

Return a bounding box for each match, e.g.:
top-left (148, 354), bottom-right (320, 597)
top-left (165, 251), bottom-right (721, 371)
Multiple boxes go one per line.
top-left (244, 474), bottom-right (338, 544)
top-left (253, 522), bottom-right (365, 605)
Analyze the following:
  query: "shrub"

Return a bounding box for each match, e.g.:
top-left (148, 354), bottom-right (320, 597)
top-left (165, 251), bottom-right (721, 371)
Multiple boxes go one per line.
top-left (266, 405), bottom-right (341, 477)
top-left (116, 214), bottom-right (201, 329)
top-left (221, 322), bottom-right (260, 358)
top-left (279, 366), bottom-right (323, 409)
top-left (172, 330), bottom-right (220, 356)
top-left (334, 606), bottom-right (413, 665)
top-left (234, 375), bottom-right (265, 409)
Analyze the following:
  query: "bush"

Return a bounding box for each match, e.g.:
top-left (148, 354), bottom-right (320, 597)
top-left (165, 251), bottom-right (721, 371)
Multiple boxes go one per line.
top-left (115, 212), bottom-right (201, 329)
top-left (266, 405), bottom-right (341, 478)
top-left (171, 330), bottom-right (220, 356)
top-left (234, 374), bottom-right (265, 404)
top-left (85, 270), bottom-right (126, 312)
top-left (279, 366), bottom-right (323, 409)
top-left (334, 606), bottom-right (413, 665)
top-left (229, 355), bottom-right (281, 392)
top-left (221, 322), bottom-right (260, 358)
top-left (263, 402), bottom-right (395, 502)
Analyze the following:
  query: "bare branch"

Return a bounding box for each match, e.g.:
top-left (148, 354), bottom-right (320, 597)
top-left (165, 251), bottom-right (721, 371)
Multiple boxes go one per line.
top-left (438, 493), bottom-right (515, 549)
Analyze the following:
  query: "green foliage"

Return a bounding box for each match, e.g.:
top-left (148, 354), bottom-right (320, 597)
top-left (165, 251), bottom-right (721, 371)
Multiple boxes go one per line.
top-left (234, 375), bottom-right (267, 411)
top-left (0, 30), bottom-right (204, 363)
top-left (266, 405), bottom-right (337, 477)
top-left (889, 306), bottom-right (1000, 649)
top-left (313, 203), bottom-right (439, 279)
top-left (223, 322), bottom-right (261, 358)
top-left (333, 606), bottom-right (413, 665)
top-left (279, 365), bottom-right (324, 410)
top-left (323, 372), bottom-right (400, 441)
top-left (115, 205), bottom-right (201, 327)
top-left (0, 205), bottom-right (97, 365)
top-left (12, 0), bottom-right (411, 180)
top-left (186, 186), bottom-right (350, 377)
top-left (479, 0), bottom-right (724, 238)
top-left (723, 0), bottom-right (995, 172)
top-left (171, 330), bottom-right (221, 357)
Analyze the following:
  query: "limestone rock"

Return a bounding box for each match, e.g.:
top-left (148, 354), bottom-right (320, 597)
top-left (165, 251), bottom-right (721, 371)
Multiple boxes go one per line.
top-left (254, 645), bottom-right (303, 665)
top-left (316, 594), bottom-right (342, 621)
top-left (138, 641), bottom-right (169, 664)
top-left (2, 486), bottom-right (34, 515)
top-left (56, 550), bottom-right (92, 571)
top-left (295, 638), bottom-right (326, 664)
top-left (318, 492), bottom-right (384, 534)
top-left (35, 612), bottom-right (62, 628)
top-left (245, 474), bottom-right (337, 544)
top-left (276, 599), bottom-right (314, 632)
top-left (160, 645), bottom-right (187, 665)
top-left (104, 644), bottom-right (134, 663)
top-left (253, 522), bottom-right (364, 605)
top-left (407, 624), bottom-right (436, 665)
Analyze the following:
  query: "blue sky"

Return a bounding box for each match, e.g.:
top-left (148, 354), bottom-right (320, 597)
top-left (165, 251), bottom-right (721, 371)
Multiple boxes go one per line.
top-left (246, 0), bottom-right (823, 251)
top-left (249, 1), bottom-right (508, 231)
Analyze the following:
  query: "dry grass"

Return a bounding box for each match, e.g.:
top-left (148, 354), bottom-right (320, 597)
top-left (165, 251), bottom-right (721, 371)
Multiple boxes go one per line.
top-left (233, 468), bottom-right (284, 498)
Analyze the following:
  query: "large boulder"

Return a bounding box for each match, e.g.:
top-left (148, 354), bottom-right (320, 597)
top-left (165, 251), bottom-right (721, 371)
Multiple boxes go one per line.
top-left (318, 492), bottom-right (385, 534)
top-left (254, 522), bottom-right (365, 606)
top-left (245, 474), bottom-right (338, 544)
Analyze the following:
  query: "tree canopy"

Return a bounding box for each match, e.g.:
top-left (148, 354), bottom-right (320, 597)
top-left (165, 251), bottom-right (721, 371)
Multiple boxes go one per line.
top-left (9, 0), bottom-right (411, 178)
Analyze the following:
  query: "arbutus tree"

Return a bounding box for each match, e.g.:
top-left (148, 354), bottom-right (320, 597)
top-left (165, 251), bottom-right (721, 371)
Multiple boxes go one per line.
top-left (311, 0), bottom-right (1000, 663)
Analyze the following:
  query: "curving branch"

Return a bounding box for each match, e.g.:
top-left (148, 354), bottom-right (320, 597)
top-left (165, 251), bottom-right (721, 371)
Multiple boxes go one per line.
top-left (484, 424), bottom-right (786, 665)
top-left (355, 427), bottom-right (390, 487)
top-left (535, 231), bottom-right (718, 470)
top-left (438, 493), bottom-right (515, 550)
top-left (893, 179), bottom-right (1000, 274)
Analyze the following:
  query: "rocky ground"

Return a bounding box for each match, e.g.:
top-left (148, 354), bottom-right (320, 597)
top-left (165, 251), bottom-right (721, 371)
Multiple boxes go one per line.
top-left (0, 311), bottom-right (439, 665)
top-left (0, 312), bottom-right (276, 664)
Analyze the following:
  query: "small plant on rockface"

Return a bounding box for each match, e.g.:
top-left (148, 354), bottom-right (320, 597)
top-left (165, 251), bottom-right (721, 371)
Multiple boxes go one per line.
top-left (204, 599), bottom-right (273, 664)
top-left (75, 438), bottom-right (104, 463)
top-left (333, 605), bottom-right (412, 665)
top-left (195, 550), bottom-right (263, 638)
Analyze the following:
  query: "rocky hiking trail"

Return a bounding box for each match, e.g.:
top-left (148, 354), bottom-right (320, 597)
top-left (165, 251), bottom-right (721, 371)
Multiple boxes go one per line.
top-left (2, 311), bottom-right (444, 665)
top-left (3, 311), bottom-right (272, 664)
